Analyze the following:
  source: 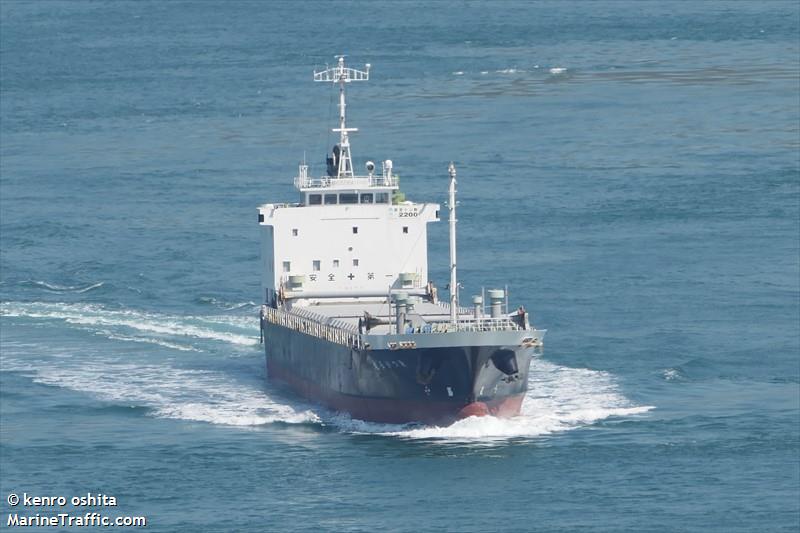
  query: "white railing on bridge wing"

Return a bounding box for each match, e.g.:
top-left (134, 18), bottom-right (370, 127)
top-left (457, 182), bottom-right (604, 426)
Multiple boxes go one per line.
top-left (294, 175), bottom-right (399, 189)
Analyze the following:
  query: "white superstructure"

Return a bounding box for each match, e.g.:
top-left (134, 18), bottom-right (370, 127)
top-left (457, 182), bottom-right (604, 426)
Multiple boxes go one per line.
top-left (258, 57), bottom-right (440, 306)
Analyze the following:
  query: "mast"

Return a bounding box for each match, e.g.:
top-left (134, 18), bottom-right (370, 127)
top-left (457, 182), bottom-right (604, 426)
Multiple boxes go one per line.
top-left (448, 162), bottom-right (458, 325)
top-left (314, 56), bottom-right (370, 179)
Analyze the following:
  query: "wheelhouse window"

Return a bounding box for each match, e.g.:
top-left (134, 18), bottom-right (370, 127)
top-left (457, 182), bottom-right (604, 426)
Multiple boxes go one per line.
top-left (360, 193), bottom-right (373, 204)
top-left (403, 226), bottom-right (408, 234)
top-left (308, 194), bottom-right (322, 205)
top-left (324, 194), bottom-right (338, 205)
top-left (339, 193), bottom-right (358, 204)
top-left (353, 259), bottom-right (359, 267)
top-left (282, 261), bottom-right (291, 273)
top-left (333, 259), bottom-right (340, 268)
top-left (375, 193), bottom-right (389, 204)
top-left (312, 260), bottom-right (321, 271)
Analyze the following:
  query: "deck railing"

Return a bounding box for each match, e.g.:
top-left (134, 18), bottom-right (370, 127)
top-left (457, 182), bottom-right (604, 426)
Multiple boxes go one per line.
top-left (453, 316), bottom-right (521, 332)
top-left (405, 316), bottom-right (522, 334)
top-left (260, 306), bottom-right (364, 350)
top-left (260, 306), bottom-right (528, 351)
top-left (294, 175), bottom-right (399, 189)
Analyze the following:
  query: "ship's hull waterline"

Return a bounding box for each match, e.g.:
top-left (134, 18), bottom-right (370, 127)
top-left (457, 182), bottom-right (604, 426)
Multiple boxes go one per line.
top-left (263, 321), bottom-right (537, 425)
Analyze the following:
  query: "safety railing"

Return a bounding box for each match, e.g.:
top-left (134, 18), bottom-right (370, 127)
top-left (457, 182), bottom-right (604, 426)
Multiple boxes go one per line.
top-left (453, 316), bottom-right (522, 332)
top-left (294, 175), bottom-right (399, 189)
top-left (260, 306), bottom-right (526, 351)
top-left (436, 301), bottom-right (474, 316)
top-left (402, 317), bottom-right (522, 334)
top-left (260, 306), bottom-right (364, 350)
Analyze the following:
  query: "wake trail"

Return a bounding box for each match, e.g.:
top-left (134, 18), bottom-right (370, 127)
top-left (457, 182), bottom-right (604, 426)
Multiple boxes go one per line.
top-left (1, 301), bottom-right (259, 350)
top-left (2, 301), bottom-right (653, 441)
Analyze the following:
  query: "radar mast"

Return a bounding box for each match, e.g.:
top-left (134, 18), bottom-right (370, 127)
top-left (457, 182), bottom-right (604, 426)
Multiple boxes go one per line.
top-left (314, 56), bottom-right (370, 179)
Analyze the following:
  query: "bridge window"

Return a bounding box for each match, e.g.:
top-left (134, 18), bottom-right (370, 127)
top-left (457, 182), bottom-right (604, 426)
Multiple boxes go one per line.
top-left (340, 193), bottom-right (358, 204)
top-left (375, 193), bottom-right (389, 204)
top-left (353, 259), bottom-right (359, 267)
top-left (352, 227), bottom-right (358, 234)
top-left (324, 194), bottom-right (338, 204)
top-left (312, 260), bottom-right (320, 271)
top-left (403, 226), bottom-right (408, 234)
top-left (282, 261), bottom-right (291, 273)
top-left (308, 194), bottom-right (322, 205)
top-left (360, 193), bottom-right (373, 204)
top-left (333, 259), bottom-right (340, 268)
top-left (292, 228), bottom-right (298, 236)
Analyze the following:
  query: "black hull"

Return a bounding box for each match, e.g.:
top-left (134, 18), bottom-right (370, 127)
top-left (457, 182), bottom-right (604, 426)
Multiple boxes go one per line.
top-left (263, 322), bottom-right (533, 425)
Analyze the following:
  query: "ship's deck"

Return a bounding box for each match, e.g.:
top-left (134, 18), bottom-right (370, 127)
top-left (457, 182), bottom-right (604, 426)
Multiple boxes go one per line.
top-left (287, 300), bottom-right (519, 335)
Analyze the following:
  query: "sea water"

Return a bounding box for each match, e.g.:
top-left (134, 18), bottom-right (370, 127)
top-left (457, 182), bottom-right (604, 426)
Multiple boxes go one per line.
top-left (1, 1), bottom-right (798, 531)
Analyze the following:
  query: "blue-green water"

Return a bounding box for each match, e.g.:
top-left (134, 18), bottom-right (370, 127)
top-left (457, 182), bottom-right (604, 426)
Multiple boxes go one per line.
top-left (1, 1), bottom-right (798, 531)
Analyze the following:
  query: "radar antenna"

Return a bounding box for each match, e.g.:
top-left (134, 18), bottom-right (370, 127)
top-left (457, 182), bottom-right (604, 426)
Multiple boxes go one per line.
top-left (314, 56), bottom-right (370, 179)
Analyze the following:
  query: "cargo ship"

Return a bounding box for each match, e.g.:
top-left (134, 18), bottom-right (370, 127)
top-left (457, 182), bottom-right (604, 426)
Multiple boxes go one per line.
top-left (258, 57), bottom-right (545, 424)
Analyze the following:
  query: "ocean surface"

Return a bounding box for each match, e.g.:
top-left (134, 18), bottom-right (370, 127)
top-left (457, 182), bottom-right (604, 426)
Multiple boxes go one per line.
top-left (1, 1), bottom-right (798, 531)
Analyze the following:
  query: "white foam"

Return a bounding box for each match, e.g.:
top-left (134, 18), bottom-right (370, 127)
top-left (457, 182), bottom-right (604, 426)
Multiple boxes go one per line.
top-left (197, 296), bottom-right (257, 311)
top-left (452, 71), bottom-right (464, 76)
top-left (1, 301), bottom-right (258, 348)
top-left (155, 398), bottom-right (320, 426)
top-left (67, 314), bottom-right (256, 346)
top-left (332, 359), bottom-right (653, 443)
top-left (222, 301), bottom-right (256, 311)
top-left (2, 356), bottom-right (319, 427)
top-left (25, 280), bottom-right (105, 293)
top-left (95, 330), bottom-right (199, 352)
top-left (549, 67), bottom-right (567, 75)
top-left (661, 368), bottom-right (685, 381)
top-left (200, 315), bottom-right (257, 330)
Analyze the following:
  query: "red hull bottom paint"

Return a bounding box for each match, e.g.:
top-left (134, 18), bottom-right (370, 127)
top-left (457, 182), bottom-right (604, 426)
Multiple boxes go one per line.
top-left (268, 359), bottom-right (525, 425)
top-left (457, 394), bottom-right (524, 419)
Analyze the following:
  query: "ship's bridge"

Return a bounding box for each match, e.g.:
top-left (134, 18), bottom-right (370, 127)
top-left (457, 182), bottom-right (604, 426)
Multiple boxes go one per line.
top-left (294, 161), bottom-right (399, 206)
